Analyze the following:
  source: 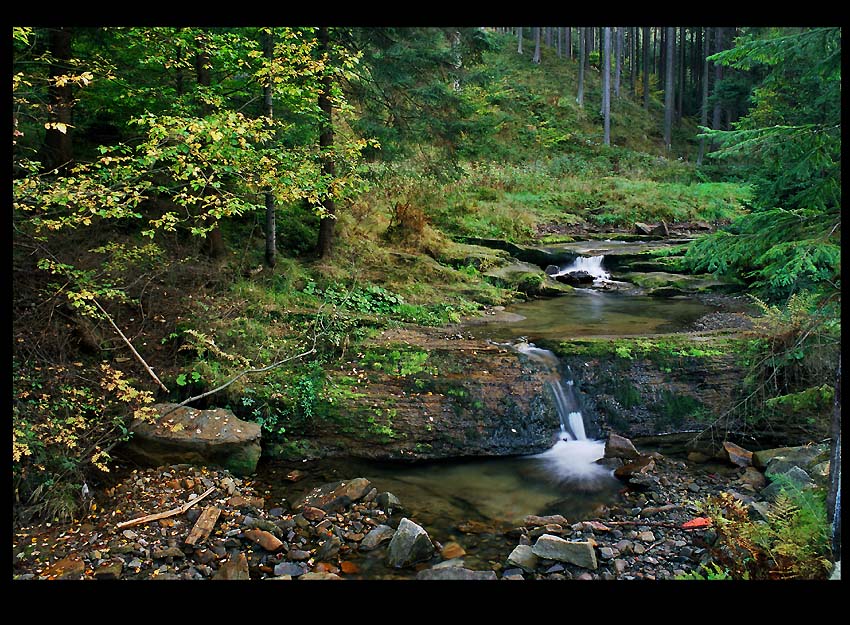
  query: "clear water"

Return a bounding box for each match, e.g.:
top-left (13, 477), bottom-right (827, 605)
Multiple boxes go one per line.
top-left (474, 290), bottom-right (719, 342)
top-left (258, 284), bottom-right (719, 576)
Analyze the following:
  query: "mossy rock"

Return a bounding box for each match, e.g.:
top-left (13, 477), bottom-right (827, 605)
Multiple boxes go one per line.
top-left (620, 271), bottom-right (729, 294)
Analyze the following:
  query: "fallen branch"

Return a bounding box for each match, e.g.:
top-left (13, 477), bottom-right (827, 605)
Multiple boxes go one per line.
top-left (116, 486), bottom-right (215, 529)
top-left (158, 342), bottom-right (317, 419)
top-left (94, 298), bottom-right (169, 393)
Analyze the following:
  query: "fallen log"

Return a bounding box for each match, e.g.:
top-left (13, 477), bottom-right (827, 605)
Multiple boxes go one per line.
top-left (116, 486), bottom-right (216, 529)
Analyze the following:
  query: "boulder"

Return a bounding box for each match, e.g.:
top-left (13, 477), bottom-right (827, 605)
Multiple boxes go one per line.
top-left (614, 455), bottom-right (655, 482)
top-left (123, 404), bottom-right (261, 476)
top-left (416, 567), bottom-right (497, 580)
top-left (722, 441), bottom-right (753, 467)
top-left (386, 518), bottom-right (435, 568)
top-left (605, 433), bottom-right (640, 460)
top-left (634, 222), bottom-right (654, 235)
top-left (507, 544), bottom-right (539, 572)
top-left (293, 478), bottom-right (372, 512)
top-left (360, 525), bottom-right (395, 551)
top-left (554, 271), bottom-right (595, 286)
top-left (532, 535), bottom-right (597, 570)
top-left (752, 443), bottom-right (830, 470)
top-left (375, 491), bottom-right (403, 513)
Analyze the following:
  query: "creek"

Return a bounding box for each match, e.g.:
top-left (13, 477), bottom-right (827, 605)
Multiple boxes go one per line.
top-left (256, 249), bottom-right (726, 578)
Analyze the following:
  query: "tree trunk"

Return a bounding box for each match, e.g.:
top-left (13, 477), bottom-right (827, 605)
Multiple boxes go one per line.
top-left (262, 29), bottom-right (276, 268)
top-left (577, 27), bottom-right (586, 106)
top-left (676, 26), bottom-right (685, 121)
top-left (316, 26), bottom-right (336, 259)
top-left (42, 27), bottom-right (74, 173)
top-left (545, 27), bottom-right (552, 48)
top-left (532, 27), bottom-right (541, 64)
top-left (602, 27), bottom-right (611, 146)
top-left (827, 355), bottom-right (841, 563)
top-left (565, 27), bottom-right (571, 59)
top-left (663, 26), bottom-right (675, 151)
top-left (557, 26), bottom-right (561, 57)
top-left (642, 27), bottom-right (650, 109)
top-left (630, 27), bottom-right (637, 96)
top-left (517, 27), bottom-right (523, 55)
top-left (614, 26), bottom-right (622, 98)
top-left (696, 27), bottom-right (711, 166)
top-left (712, 27), bottom-right (725, 134)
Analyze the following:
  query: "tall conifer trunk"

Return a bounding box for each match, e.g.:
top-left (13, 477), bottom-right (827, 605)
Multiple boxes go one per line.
top-left (42, 27), bottom-right (74, 173)
top-left (663, 26), bottom-right (675, 151)
top-left (262, 29), bottom-right (276, 268)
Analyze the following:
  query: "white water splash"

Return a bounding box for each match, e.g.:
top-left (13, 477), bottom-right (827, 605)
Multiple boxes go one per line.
top-left (555, 255), bottom-right (611, 282)
top-left (534, 438), bottom-right (611, 483)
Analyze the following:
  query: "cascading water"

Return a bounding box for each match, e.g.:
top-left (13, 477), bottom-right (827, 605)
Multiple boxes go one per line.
top-left (515, 343), bottom-right (613, 486)
top-left (553, 255), bottom-right (611, 284)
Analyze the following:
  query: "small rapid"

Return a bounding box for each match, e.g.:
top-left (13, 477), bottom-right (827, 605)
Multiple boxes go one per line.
top-left (552, 255), bottom-right (611, 283)
top-left (515, 342), bottom-right (613, 487)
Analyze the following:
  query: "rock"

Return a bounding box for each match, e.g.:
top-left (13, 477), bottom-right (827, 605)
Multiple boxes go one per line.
top-left (286, 549), bottom-right (310, 561)
top-left (301, 506), bottom-right (326, 522)
top-left (340, 561), bottom-right (360, 574)
top-left (637, 531), bottom-right (656, 542)
top-left (614, 455), bottom-right (655, 481)
top-left (300, 572), bottom-right (343, 580)
top-left (416, 567), bottom-right (497, 580)
top-left (294, 478), bottom-right (372, 512)
top-left (531, 535), bottom-right (597, 570)
top-left (639, 504), bottom-right (678, 517)
top-left (761, 466), bottom-right (816, 501)
top-left (123, 404), bottom-right (262, 476)
top-left (687, 451), bottom-right (711, 463)
top-left (507, 544), bottom-right (539, 572)
top-left (738, 466), bottom-right (767, 489)
top-left (360, 525), bottom-right (395, 551)
top-left (634, 222), bottom-right (654, 235)
top-left (243, 528), bottom-right (284, 552)
top-left (315, 536), bottom-right (342, 561)
top-left (375, 491), bottom-right (403, 512)
top-left (273, 562), bottom-right (307, 577)
top-left (575, 572), bottom-right (595, 580)
top-left (227, 495), bottom-right (265, 509)
top-left (524, 514), bottom-right (569, 527)
top-left (386, 518), bottom-right (435, 568)
top-left (753, 443), bottom-right (830, 470)
top-left (441, 541), bottom-right (466, 560)
top-left (94, 559), bottom-right (124, 580)
top-left (555, 271), bottom-right (595, 286)
top-left (605, 432), bottom-right (640, 460)
top-left (544, 264), bottom-right (561, 276)
top-left (598, 547), bottom-right (615, 560)
top-left (43, 555), bottom-right (85, 580)
top-left (651, 221), bottom-right (669, 237)
top-left (152, 546), bottom-right (185, 559)
top-left (213, 552), bottom-right (250, 580)
top-left (722, 441), bottom-right (753, 467)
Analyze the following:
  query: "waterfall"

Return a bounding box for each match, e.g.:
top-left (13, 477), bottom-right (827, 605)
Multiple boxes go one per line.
top-left (514, 341), bottom-right (611, 484)
top-left (555, 255), bottom-right (611, 282)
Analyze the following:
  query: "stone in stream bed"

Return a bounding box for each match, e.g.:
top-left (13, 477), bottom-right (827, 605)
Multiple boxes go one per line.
top-left (293, 478), bottom-right (373, 512)
top-left (531, 535), bottom-right (597, 570)
top-left (415, 567), bottom-right (498, 580)
top-left (360, 525), bottom-right (395, 551)
top-left (386, 518), bottom-right (435, 568)
top-left (507, 544), bottom-right (539, 572)
top-left (122, 404), bottom-right (262, 476)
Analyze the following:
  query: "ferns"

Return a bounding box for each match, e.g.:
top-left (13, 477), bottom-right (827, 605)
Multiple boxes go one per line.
top-left (697, 485), bottom-right (833, 580)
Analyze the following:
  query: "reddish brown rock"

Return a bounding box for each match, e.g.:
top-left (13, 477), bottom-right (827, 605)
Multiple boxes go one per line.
top-left (44, 554), bottom-right (85, 579)
top-left (302, 506), bottom-right (326, 521)
top-left (340, 560), bottom-right (360, 574)
top-left (723, 441), bottom-right (753, 467)
top-left (440, 542), bottom-right (467, 559)
top-left (213, 552), bottom-right (250, 580)
top-left (243, 528), bottom-right (284, 552)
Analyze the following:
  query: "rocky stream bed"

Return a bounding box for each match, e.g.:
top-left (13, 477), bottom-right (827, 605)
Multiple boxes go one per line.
top-left (13, 433), bottom-right (828, 582)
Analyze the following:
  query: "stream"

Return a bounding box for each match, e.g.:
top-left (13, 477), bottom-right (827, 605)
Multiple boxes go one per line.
top-left (256, 249), bottom-right (727, 578)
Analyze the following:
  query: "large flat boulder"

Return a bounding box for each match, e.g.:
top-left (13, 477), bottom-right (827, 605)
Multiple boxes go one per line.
top-left (122, 403), bottom-right (261, 476)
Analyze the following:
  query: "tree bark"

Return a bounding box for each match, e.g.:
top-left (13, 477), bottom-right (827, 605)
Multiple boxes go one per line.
top-left (517, 27), bottom-right (523, 55)
top-left (577, 27), bottom-right (586, 107)
top-left (696, 27), bottom-right (710, 166)
top-left (630, 27), bottom-right (637, 96)
top-left (614, 26), bottom-right (622, 98)
top-left (677, 26), bottom-right (685, 120)
top-left (565, 27), bottom-right (571, 59)
top-left (532, 27), bottom-right (541, 64)
top-left (316, 26), bottom-right (337, 259)
top-left (663, 26), bottom-right (675, 151)
top-left (42, 27), bottom-right (74, 173)
top-left (827, 355), bottom-right (841, 562)
top-left (602, 27), bottom-right (611, 146)
top-left (712, 27), bottom-right (725, 134)
top-left (262, 29), bottom-right (276, 268)
top-left (642, 27), bottom-right (650, 109)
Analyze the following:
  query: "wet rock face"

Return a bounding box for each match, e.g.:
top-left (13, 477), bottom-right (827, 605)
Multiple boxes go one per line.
top-left (122, 404), bottom-right (262, 476)
top-left (299, 326), bottom-right (562, 462)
